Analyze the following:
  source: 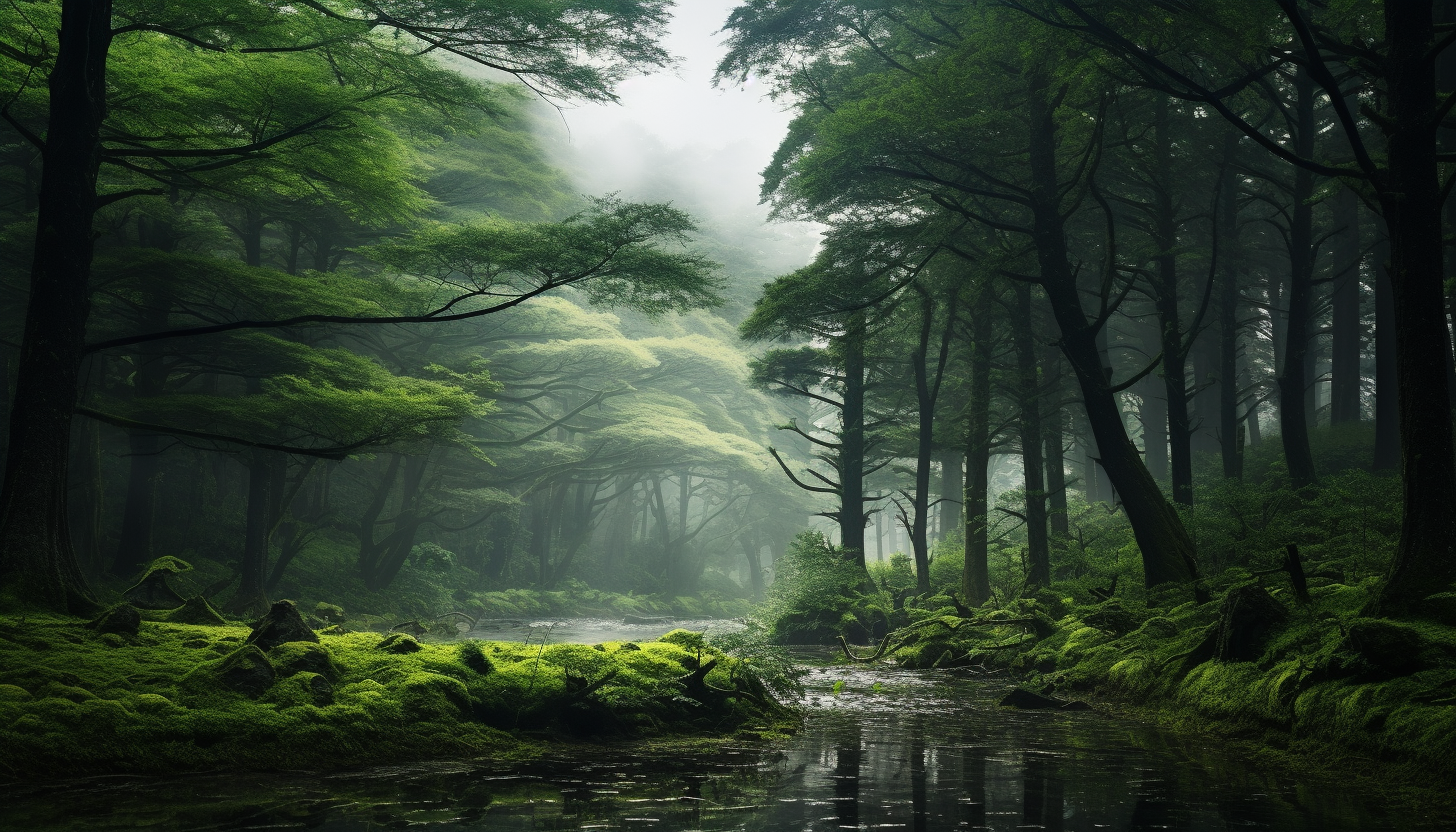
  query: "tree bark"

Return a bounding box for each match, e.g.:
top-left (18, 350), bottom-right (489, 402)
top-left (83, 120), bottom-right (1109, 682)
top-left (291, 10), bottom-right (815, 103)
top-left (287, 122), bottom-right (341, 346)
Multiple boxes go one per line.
top-left (1217, 132), bottom-right (1245, 479)
top-left (1150, 95), bottom-right (1195, 506)
top-left (838, 313), bottom-right (868, 567)
top-left (1276, 67), bottom-right (1318, 488)
top-left (0, 0), bottom-right (113, 613)
top-left (1012, 283), bottom-right (1050, 589)
top-left (1330, 186), bottom-right (1362, 425)
top-left (1376, 1), bottom-right (1456, 610)
top-left (963, 284), bottom-right (993, 605)
top-left (1373, 223), bottom-right (1399, 470)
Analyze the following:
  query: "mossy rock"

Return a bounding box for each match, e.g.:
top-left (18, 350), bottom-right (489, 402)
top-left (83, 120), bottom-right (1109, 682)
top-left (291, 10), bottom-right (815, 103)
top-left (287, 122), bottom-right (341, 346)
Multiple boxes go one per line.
top-left (377, 633), bottom-right (423, 654)
top-left (1338, 618), bottom-right (1427, 678)
top-left (1082, 599), bottom-right (1144, 637)
top-left (658, 629), bottom-right (705, 650)
top-left (265, 671), bottom-right (334, 708)
top-left (1416, 593), bottom-right (1456, 627)
top-left (130, 693), bottom-right (178, 715)
top-left (86, 603), bottom-right (141, 637)
top-left (1024, 588), bottom-right (1068, 619)
top-left (247, 600), bottom-right (318, 651)
top-left (35, 682), bottom-right (98, 703)
top-left (459, 643), bottom-right (493, 675)
top-left (395, 672), bottom-right (471, 720)
top-left (1135, 617), bottom-right (1179, 640)
top-left (268, 642), bottom-right (337, 680)
top-left (0, 683), bottom-right (32, 702)
top-left (185, 645), bottom-right (276, 699)
top-left (154, 596), bottom-right (229, 626)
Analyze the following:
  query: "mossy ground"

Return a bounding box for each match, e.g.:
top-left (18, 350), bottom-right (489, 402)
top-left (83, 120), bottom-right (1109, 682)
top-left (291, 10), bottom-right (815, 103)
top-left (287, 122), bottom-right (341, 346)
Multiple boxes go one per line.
top-left (831, 578), bottom-right (1456, 805)
top-left (0, 616), bottom-right (792, 779)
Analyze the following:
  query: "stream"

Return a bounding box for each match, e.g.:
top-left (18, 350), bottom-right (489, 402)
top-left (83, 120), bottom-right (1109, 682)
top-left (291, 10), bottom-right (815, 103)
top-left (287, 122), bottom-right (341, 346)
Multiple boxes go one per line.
top-left (2, 619), bottom-right (1446, 831)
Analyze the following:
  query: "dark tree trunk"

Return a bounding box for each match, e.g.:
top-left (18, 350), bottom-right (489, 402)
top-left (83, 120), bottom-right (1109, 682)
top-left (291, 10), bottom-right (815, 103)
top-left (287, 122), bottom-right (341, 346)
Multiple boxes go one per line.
top-left (963, 285), bottom-right (994, 605)
top-left (1217, 133), bottom-right (1245, 479)
top-left (740, 532), bottom-right (765, 601)
top-left (1330, 186), bottom-right (1363, 425)
top-left (1026, 87), bottom-right (1202, 594)
top-left (1376, 1), bottom-right (1456, 610)
top-left (241, 207), bottom-right (265, 268)
top-left (111, 275), bottom-right (173, 578)
top-left (1012, 283), bottom-right (1050, 589)
top-left (839, 313), bottom-right (868, 567)
top-left (0, 0), bottom-right (113, 613)
top-left (1042, 357), bottom-right (1068, 544)
top-left (1373, 225), bottom-right (1400, 470)
top-left (227, 450), bottom-right (276, 616)
top-left (1151, 96), bottom-right (1194, 506)
top-left (1277, 67), bottom-right (1318, 487)
top-left (937, 451), bottom-right (962, 540)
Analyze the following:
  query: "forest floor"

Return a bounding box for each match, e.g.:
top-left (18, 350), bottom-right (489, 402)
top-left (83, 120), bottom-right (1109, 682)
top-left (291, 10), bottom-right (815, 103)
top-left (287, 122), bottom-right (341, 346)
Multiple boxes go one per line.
top-left (866, 577), bottom-right (1456, 812)
top-left (0, 603), bottom-right (795, 779)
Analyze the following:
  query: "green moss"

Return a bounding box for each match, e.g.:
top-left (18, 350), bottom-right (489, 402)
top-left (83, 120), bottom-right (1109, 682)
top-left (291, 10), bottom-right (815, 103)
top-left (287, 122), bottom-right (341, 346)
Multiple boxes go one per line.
top-left (0, 615), bottom-right (792, 779)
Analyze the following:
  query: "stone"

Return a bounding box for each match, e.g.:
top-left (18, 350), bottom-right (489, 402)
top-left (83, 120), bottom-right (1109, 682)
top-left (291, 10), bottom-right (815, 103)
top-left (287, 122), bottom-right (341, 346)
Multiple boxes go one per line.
top-left (159, 596), bottom-right (229, 626)
top-left (122, 571), bottom-right (186, 610)
top-left (214, 646), bottom-right (276, 698)
top-left (246, 600), bottom-right (318, 651)
top-left (377, 633), bottom-right (423, 654)
top-left (1083, 600), bottom-right (1143, 637)
top-left (999, 687), bottom-right (1066, 710)
top-left (87, 603), bottom-right (141, 637)
top-left (1215, 584), bottom-right (1287, 663)
top-left (268, 642), bottom-right (337, 680)
top-left (1340, 618), bottom-right (1426, 678)
top-left (460, 643), bottom-right (493, 675)
top-left (297, 672), bottom-right (334, 706)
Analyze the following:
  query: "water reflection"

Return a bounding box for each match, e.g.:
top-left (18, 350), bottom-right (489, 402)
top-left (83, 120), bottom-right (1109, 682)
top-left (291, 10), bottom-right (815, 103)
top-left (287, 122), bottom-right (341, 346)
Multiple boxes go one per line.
top-left (0, 665), bottom-right (1444, 831)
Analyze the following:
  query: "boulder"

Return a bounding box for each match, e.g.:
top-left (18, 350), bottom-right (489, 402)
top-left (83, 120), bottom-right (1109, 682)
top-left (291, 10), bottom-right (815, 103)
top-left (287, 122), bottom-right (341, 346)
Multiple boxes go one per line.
top-left (459, 643), bottom-right (493, 675)
top-left (122, 570), bottom-right (186, 610)
top-left (157, 596), bottom-right (229, 626)
top-left (1083, 600), bottom-right (1143, 637)
top-left (999, 687), bottom-right (1090, 711)
top-left (1215, 584), bottom-right (1287, 663)
top-left (87, 603), bottom-right (141, 637)
top-left (296, 672), bottom-right (334, 706)
top-left (246, 600), bottom-right (318, 651)
top-left (1340, 618), bottom-right (1427, 678)
top-left (377, 633), bottom-right (422, 654)
top-left (268, 642), bottom-right (337, 680)
top-left (213, 646), bottom-right (276, 698)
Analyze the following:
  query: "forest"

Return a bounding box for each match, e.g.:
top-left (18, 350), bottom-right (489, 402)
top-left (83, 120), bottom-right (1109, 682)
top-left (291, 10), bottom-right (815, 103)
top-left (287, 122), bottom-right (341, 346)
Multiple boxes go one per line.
top-left (2, 1), bottom-right (1455, 829)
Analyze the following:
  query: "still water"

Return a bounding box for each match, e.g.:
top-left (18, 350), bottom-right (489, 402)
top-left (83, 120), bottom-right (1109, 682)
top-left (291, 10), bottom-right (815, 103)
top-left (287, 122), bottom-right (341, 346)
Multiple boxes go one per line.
top-left (1, 637), bottom-right (1446, 831)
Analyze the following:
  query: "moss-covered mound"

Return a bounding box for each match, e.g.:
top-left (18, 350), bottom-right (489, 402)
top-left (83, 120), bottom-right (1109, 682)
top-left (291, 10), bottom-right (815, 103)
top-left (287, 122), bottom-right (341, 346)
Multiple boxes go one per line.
top-left (0, 617), bottom-right (791, 779)
top-left (856, 579), bottom-right (1456, 785)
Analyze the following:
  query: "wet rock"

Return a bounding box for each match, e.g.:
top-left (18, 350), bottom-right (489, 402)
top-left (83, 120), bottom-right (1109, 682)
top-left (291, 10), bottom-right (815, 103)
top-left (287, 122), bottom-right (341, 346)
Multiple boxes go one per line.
top-left (1215, 584), bottom-right (1287, 663)
top-left (122, 570), bottom-right (186, 610)
top-left (1000, 687), bottom-right (1066, 709)
top-left (268, 642), bottom-right (337, 680)
top-left (87, 603), bottom-right (141, 637)
top-left (158, 596), bottom-right (229, 626)
top-left (209, 646), bottom-right (276, 698)
top-left (246, 600), bottom-right (318, 651)
top-left (377, 633), bottom-right (422, 654)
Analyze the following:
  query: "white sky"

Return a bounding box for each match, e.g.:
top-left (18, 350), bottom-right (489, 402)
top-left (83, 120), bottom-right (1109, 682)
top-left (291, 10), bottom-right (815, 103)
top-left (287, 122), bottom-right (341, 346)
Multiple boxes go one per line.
top-left (552, 1), bottom-right (820, 274)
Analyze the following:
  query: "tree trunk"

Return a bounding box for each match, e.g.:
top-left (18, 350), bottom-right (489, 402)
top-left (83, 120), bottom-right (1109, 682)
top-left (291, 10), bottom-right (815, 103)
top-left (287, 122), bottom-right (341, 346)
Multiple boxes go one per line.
top-left (226, 450), bottom-right (276, 616)
top-left (1376, 1), bottom-right (1456, 610)
top-left (1012, 283), bottom-right (1050, 589)
top-left (1027, 85), bottom-right (1202, 594)
top-left (1151, 96), bottom-right (1195, 506)
top-left (839, 313), bottom-right (868, 568)
top-left (1330, 186), bottom-right (1363, 425)
top-left (1277, 67), bottom-right (1318, 488)
top-left (1218, 133), bottom-right (1245, 479)
top-left (1041, 349), bottom-right (1068, 543)
top-left (1373, 222), bottom-right (1400, 471)
top-left (963, 285), bottom-right (993, 605)
top-left (0, 0), bottom-right (113, 614)
top-left (937, 451), bottom-right (962, 540)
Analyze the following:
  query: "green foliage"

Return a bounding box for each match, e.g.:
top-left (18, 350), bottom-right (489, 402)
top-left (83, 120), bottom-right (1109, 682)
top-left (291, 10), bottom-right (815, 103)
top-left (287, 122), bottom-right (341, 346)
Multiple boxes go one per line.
top-left (758, 531), bottom-right (885, 643)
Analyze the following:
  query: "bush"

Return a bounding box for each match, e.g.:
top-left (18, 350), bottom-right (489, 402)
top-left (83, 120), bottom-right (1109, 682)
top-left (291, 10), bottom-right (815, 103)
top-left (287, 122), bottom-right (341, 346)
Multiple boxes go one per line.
top-left (758, 531), bottom-right (888, 644)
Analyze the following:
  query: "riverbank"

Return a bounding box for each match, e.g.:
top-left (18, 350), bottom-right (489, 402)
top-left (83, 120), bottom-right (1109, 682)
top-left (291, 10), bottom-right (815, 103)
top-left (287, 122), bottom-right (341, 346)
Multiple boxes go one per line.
top-left (0, 603), bottom-right (794, 779)
top-left (860, 579), bottom-right (1456, 805)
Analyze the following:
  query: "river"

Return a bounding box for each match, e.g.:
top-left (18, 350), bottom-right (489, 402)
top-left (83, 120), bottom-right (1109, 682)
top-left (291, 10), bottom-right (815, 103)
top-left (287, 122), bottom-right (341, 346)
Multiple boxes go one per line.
top-left (1, 620), bottom-right (1446, 831)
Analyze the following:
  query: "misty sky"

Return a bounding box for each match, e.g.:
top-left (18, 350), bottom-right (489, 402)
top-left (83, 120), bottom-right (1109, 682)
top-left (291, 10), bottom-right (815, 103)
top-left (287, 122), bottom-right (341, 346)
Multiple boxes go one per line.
top-left (555, 1), bottom-right (821, 276)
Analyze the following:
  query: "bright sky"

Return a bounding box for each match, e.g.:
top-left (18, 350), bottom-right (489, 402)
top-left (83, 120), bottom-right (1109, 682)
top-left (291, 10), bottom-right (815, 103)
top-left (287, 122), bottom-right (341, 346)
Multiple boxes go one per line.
top-left (555, 1), bottom-right (820, 274)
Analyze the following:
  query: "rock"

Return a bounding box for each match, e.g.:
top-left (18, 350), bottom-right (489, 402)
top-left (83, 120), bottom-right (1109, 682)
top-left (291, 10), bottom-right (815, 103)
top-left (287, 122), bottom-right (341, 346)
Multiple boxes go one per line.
top-left (1000, 687), bottom-right (1066, 709)
top-left (122, 570), bottom-right (186, 610)
top-left (1215, 584), bottom-right (1287, 663)
top-left (1083, 600), bottom-right (1143, 637)
top-left (87, 603), bottom-right (141, 637)
top-left (397, 672), bottom-right (471, 719)
top-left (459, 643), bottom-right (493, 675)
top-left (313, 602), bottom-right (346, 624)
top-left (246, 600), bottom-right (318, 651)
top-left (158, 596), bottom-right (229, 626)
top-left (131, 693), bottom-right (177, 714)
top-left (1058, 699), bottom-right (1093, 711)
top-left (377, 633), bottom-right (422, 654)
top-left (268, 642), bottom-right (337, 680)
top-left (1341, 618), bottom-right (1427, 677)
top-left (297, 672), bottom-right (334, 706)
top-left (211, 646), bottom-right (276, 698)
top-left (1416, 593), bottom-right (1456, 627)
top-left (617, 642), bottom-right (641, 652)
top-left (1025, 588), bottom-right (1068, 619)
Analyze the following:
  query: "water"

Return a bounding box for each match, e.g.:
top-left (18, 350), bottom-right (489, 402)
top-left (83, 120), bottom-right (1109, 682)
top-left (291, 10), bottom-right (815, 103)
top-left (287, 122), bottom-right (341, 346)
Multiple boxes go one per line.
top-left (2, 630), bottom-right (1447, 831)
top-left (461, 617), bottom-right (744, 645)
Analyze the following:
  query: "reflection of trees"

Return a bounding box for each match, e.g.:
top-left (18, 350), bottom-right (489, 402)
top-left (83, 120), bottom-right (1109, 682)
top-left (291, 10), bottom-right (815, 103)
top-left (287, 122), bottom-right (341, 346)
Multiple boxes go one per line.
top-left (833, 721), bottom-right (861, 828)
top-left (1023, 754), bottom-right (1066, 832)
top-left (910, 720), bottom-right (928, 832)
top-left (961, 744), bottom-right (988, 828)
